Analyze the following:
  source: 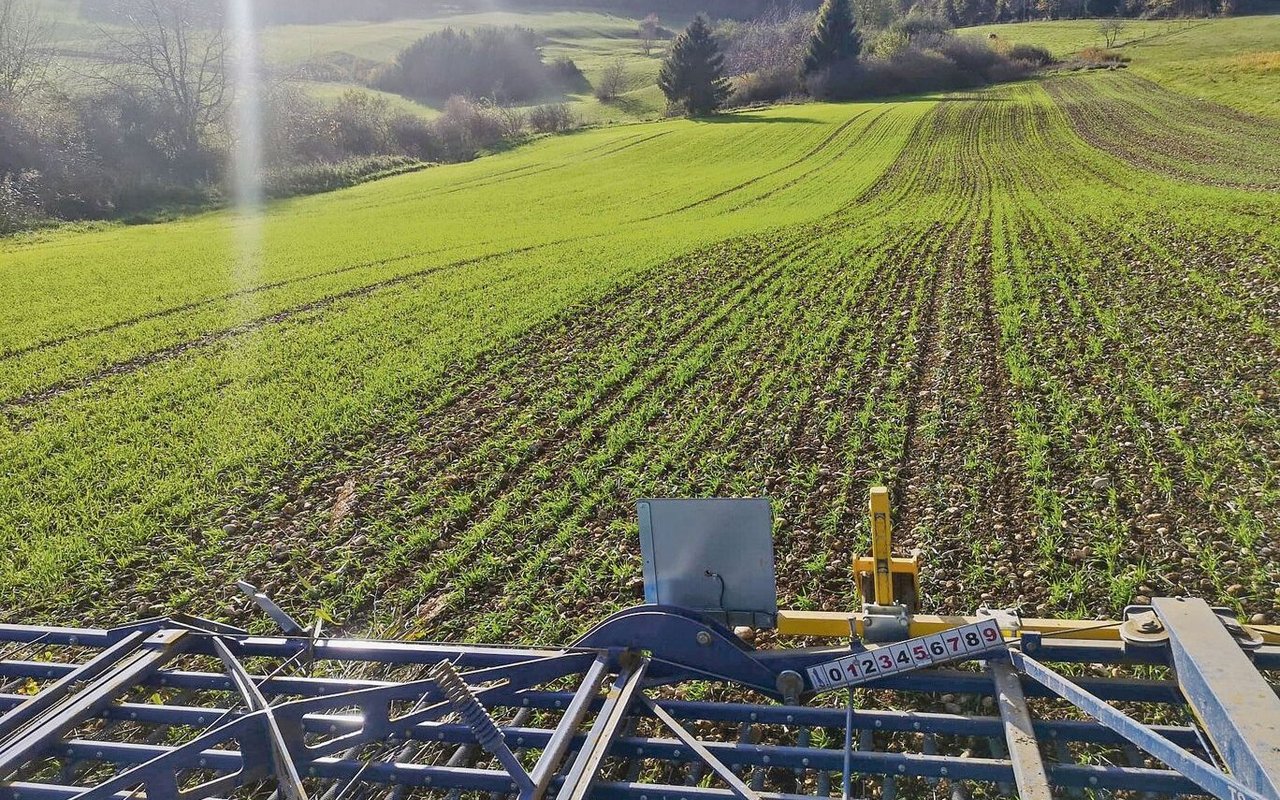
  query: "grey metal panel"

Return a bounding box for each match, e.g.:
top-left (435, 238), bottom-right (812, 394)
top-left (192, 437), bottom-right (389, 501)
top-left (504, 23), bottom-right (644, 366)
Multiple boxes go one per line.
top-left (1152, 596), bottom-right (1280, 799)
top-left (636, 498), bottom-right (777, 628)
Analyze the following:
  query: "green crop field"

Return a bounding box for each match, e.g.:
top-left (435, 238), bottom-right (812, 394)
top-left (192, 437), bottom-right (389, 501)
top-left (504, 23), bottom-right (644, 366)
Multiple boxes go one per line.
top-left (968, 13), bottom-right (1280, 118)
top-left (2, 13), bottom-right (1279, 640)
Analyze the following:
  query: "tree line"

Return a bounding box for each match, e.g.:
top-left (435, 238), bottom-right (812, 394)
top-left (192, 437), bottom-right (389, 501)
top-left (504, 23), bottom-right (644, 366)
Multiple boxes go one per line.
top-left (0, 0), bottom-right (580, 233)
top-left (658, 0), bottom-right (1054, 115)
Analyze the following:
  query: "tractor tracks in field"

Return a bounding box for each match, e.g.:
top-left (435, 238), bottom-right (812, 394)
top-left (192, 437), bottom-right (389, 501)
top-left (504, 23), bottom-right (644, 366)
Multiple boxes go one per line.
top-left (881, 100), bottom-right (1035, 607)
top-left (0, 242), bottom-right (482, 365)
top-left (0, 132), bottom-right (678, 377)
top-left (635, 109), bottom-right (878, 221)
top-left (0, 228), bottom-right (630, 421)
top-left (1043, 74), bottom-right (1280, 191)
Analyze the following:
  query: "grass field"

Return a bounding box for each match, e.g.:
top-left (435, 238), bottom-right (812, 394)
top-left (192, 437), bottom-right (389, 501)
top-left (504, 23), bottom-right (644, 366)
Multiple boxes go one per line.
top-left (31, 3), bottom-right (668, 124)
top-left (1, 35), bottom-right (1278, 641)
top-left (263, 9), bottom-right (670, 124)
top-left (968, 13), bottom-right (1280, 118)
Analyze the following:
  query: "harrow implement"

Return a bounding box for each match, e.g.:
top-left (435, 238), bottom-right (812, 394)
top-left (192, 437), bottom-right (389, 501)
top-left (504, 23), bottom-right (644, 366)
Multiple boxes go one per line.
top-left (1, 490), bottom-right (1277, 800)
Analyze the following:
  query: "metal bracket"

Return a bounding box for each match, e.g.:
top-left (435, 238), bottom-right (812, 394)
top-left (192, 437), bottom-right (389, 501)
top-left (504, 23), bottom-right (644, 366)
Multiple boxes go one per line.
top-left (861, 603), bottom-right (911, 643)
top-left (977, 606), bottom-right (1022, 635)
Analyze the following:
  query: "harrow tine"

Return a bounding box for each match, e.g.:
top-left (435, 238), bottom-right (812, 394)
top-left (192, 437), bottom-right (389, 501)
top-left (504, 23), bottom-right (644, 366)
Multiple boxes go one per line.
top-left (922, 732), bottom-right (939, 787)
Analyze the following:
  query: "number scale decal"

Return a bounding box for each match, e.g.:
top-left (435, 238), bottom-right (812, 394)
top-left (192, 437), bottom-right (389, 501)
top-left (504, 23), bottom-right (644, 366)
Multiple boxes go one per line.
top-left (805, 620), bottom-right (1006, 694)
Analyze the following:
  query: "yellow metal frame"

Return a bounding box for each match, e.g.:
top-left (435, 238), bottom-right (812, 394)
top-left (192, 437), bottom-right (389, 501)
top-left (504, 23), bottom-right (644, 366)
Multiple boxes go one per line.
top-left (774, 609), bottom-right (1280, 644)
top-left (855, 487), bottom-right (918, 606)
top-left (776, 486), bottom-right (1279, 646)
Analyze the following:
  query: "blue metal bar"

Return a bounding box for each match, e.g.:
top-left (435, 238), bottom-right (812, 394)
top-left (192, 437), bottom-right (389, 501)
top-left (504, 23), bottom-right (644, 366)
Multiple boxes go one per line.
top-left (0, 654), bottom-right (1195, 705)
top-left (0, 629), bottom-right (188, 779)
top-left (530, 655), bottom-right (610, 800)
top-left (0, 631), bottom-right (149, 743)
top-left (1153, 596), bottom-right (1280, 799)
top-left (641, 695), bottom-right (762, 800)
top-left (1011, 649), bottom-right (1270, 800)
top-left (42, 733), bottom-right (1203, 794)
top-left (556, 658), bottom-right (648, 800)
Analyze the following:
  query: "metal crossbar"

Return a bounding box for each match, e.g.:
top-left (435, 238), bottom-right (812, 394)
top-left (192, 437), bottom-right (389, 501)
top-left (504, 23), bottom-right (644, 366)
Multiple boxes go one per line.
top-left (0, 602), bottom-right (1275, 800)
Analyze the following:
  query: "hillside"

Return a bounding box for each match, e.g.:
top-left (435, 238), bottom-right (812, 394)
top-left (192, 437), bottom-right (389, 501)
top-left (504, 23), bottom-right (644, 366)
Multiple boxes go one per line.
top-left (968, 13), bottom-right (1280, 118)
top-left (2, 40), bottom-right (1278, 636)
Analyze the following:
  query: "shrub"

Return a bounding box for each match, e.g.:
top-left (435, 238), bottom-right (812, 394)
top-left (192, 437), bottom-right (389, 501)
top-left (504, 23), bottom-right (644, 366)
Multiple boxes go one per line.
top-left (548, 58), bottom-right (589, 94)
top-left (1005, 43), bottom-right (1054, 65)
top-left (812, 36), bottom-right (1042, 100)
top-left (939, 36), bottom-right (1005, 74)
top-left (388, 113), bottom-right (442, 161)
top-left (1076, 47), bottom-right (1129, 64)
top-left (329, 91), bottom-right (393, 156)
top-left (264, 156), bottom-right (424, 200)
top-left (527, 104), bottom-right (577, 133)
top-left (374, 27), bottom-right (550, 103)
top-left (731, 67), bottom-right (804, 105)
top-left (433, 95), bottom-right (511, 159)
top-left (594, 58), bottom-right (630, 101)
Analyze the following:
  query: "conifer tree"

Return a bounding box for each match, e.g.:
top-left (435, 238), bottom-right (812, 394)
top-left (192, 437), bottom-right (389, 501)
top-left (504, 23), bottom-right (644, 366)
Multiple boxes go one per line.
top-left (801, 0), bottom-right (862, 79)
top-left (658, 15), bottom-right (731, 116)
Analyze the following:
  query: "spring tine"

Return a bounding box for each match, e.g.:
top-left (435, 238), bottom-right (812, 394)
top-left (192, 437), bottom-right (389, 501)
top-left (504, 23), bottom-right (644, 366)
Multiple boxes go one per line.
top-left (1054, 738), bottom-right (1084, 799)
top-left (923, 733), bottom-right (939, 787)
top-left (1119, 742), bottom-right (1161, 800)
top-left (795, 728), bottom-right (811, 783)
top-left (686, 758), bottom-right (706, 786)
top-left (492, 707), bottom-right (534, 800)
top-left (986, 735), bottom-right (1012, 795)
top-left (624, 716), bottom-right (644, 782)
top-left (737, 720), bottom-right (758, 787)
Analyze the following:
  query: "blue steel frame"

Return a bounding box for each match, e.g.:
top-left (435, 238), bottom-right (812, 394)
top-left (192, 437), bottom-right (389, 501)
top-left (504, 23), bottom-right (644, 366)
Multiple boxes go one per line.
top-left (0, 601), bottom-right (1275, 800)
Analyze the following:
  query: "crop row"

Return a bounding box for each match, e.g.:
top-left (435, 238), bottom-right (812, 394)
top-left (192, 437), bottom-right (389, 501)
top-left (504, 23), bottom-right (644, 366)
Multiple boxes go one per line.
top-left (1043, 72), bottom-right (1280, 189)
top-left (1, 75), bottom-right (1276, 637)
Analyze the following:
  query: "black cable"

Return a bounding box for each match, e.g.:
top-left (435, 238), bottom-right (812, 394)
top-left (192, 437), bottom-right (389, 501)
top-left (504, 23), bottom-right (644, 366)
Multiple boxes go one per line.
top-left (705, 570), bottom-right (726, 612)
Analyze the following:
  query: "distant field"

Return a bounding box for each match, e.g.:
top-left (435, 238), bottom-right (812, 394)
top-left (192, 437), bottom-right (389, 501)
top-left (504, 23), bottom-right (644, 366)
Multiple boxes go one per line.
top-left (261, 10), bottom-right (670, 124)
top-left (30, 3), bottom-right (669, 123)
top-left (2, 57), bottom-right (1278, 639)
top-left (967, 13), bottom-right (1280, 118)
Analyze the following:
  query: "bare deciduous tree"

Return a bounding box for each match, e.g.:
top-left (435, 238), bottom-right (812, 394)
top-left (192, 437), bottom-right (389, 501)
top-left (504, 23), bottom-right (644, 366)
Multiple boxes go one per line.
top-left (1098, 16), bottom-right (1126, 47)
top-left (639, 13), bottom-right (661, 56)
top-left (594, 57), bottom-right (628, 100)
top-left (0, 0), bottom-right (51, 103)
top-left (719, 1), bottom-right (813, 77)
top-left (97, 0), bottom-right (230, 154)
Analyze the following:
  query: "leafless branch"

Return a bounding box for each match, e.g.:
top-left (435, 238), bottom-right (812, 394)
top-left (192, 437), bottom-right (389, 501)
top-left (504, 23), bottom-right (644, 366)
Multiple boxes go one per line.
top-left (94, 0), bottom-right (230, 148)
top-left (0, 0), bottom-right (53, 103)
